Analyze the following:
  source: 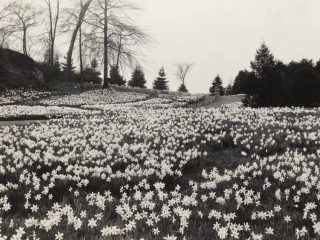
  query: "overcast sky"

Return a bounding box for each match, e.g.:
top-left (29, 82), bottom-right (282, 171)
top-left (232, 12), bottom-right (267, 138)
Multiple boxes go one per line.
top-left (4, 0), bottom-right (320, 93)
top-left (134, 0), bottom-right (320, 93)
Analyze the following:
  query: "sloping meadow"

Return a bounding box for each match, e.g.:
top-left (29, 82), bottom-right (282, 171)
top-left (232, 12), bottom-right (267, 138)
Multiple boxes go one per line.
top-left (0, 106), bottom-right (320, 239)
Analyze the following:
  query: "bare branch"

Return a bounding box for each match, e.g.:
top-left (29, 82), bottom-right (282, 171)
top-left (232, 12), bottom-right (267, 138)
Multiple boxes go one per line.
top-left (175, 62), bottom-right (193, 86)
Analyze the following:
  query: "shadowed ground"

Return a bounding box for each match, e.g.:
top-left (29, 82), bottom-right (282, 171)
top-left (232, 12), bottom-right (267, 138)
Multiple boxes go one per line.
top-left (0, 120), bottom-right (45, 127)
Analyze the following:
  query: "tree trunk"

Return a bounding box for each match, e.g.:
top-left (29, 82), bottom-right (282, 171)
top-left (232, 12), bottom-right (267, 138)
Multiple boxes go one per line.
top-left (103, 0), bottom-right (109, 89)
top-left (23, 27), bottom-right (27, 56)
top-left (48, 0), bottom-right (53, 68)
top-left (79, 25), bottom-right (84, 82)
top-left (66, 23), bottom-right (80, 80)
top-left (66, 0), bottom-right (92, 81)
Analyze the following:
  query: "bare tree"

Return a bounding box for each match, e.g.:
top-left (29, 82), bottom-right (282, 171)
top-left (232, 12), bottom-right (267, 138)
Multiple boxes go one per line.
top-left (43, 0), bottom-right (60, 68)
top-left (175, 62), bottom-right (193, 92)
top-left (64, 0), bottom-right (93, 80)
top-left (112, 22), bottom-right (148, 68)
top-left (8, 2), bottom-right (41, 56)
top-left (0, 2), bottom-right (15, 48)
top-left (83, 0), bottom-right (149, 88)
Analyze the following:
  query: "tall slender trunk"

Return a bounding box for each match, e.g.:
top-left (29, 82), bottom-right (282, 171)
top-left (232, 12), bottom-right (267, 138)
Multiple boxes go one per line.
top-left (66, 0), bottom-right (92, 81)
top-left (50, 42), bottom-right (54, 68)
top-left (66, 24), bottom-right (80, 80)
top-left (103, 0), bottom-right (109, 89)
top-left (79, 25), bottom-right (84, 82)
top-left (23, 27), bottom-right (27, 56)
top-left (48, 0), bottom-right (54, 68)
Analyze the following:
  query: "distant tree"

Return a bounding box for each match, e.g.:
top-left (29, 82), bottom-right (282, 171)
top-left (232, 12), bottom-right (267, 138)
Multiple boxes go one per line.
top-left (128, 65), bottom-right (146, 88)
top-left (109, 65), bottom-right (126, 86)
top-left (65, 0), bottom-right (93, 81)
top-left (232, 70), bottom-right (257, 95)
top-left (175, 62), bottom-right (193, 92)
top-left (43, 0), bottom-right (60, 69)
top-left (244, 43), bottom-right (284, 107)
top-left (209, 75), bottom-right (224, 96)
top-left (250, 42), bottom-right (275, 79)
top-left (178, 84), bottom-right (188, 93)
top-left (80, 58), bottom-right (102, 85)
top-left (225, 83), bottom-right (233, 95)
top-left (153, 66), bottom-right (169, 90)
top-left (0, 2), bottom-right (15, 48)
top-left (8, 2), bottom-right (41, 56)
top-left (283, 59), bottom-right (319, 106)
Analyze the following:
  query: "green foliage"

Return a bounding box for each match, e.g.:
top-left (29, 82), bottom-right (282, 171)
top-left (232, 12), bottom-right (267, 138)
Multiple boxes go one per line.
top-left (153, 66), bottom-right (169, 91)
top-left (128, 65), bottom-right (146, 88)
top-left (209, 75), bottom-right (224, 96)
top-left (109, 65), bottom-right (126, 86)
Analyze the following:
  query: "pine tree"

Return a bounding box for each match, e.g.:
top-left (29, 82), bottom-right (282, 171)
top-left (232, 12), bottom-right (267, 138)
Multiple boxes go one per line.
top-left (153, 66), bottom-right (169, 90)
top-left (250, 42), bottom-right (275, 79)
top-left (128, 65), bottom-right (146, 88)
top-left (109, 65), bottom-right (126, 86)
top-left (209, 75), bottom-right (224, 95)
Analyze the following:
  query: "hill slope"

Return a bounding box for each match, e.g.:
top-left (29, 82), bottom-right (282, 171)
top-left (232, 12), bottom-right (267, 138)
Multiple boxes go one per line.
top-left (0, 48), bottom-right (45, 89)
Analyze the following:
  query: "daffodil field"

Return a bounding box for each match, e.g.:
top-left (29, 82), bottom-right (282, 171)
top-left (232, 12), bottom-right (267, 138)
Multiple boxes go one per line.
top-left (1, 90), bottom-right (320, 239)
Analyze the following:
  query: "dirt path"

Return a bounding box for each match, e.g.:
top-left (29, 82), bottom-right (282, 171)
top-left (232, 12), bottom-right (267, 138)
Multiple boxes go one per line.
top-left (188, 95), bottom-right (245, 109)
top-left (204, 95), bottom-right (245, 109)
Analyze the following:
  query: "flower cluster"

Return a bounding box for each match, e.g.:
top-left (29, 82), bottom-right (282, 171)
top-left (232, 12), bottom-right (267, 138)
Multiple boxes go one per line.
top-left (0, 89), bottom-right (51, 105)
top-left (38, 89), bottom-right (148, 106)
top-left (0, 103), bottom-right (320, 239)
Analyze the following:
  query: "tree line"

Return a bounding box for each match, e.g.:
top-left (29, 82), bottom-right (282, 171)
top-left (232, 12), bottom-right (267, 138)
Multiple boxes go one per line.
top-left (210, 43), bottom-right (320, 107)
top-left (0, 0), bottom-right (198, 92)
top-left (0, 0), bottom-right (149, 88)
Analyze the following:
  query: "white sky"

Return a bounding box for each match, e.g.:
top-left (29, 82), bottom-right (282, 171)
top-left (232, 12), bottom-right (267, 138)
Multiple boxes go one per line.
top-left (3, 0), bottom-right (320, 93)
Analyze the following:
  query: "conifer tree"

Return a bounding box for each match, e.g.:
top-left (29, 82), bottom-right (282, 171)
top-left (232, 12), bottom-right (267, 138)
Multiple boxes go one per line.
top-left (153, 66), bottom-right (169, 90)
top-left (128, 65), bottom-right (146, 88)
top-left (250, 42), bottom-right (275, 79)
top-left (209, 75), bottom-right (224, 95)
top-left (109, 65), bottom-right (126, 86)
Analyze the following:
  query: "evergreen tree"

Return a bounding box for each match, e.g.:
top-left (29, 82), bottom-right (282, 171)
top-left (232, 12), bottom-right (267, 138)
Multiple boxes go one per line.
top-left (81, 58), bottom-right (102, 85)
top-left (178, 84), bottom-right (188, 92)
top-left (109, 65), bottom-right (126, 86)
top-left (225, 83), bottom-right (233, 95)
top-left (153, 66), bottom-right (169, 90)
top-left (232, 70), bottom-right (257, 95)
top-left (209, 75), bottom-right (224, 96)
top-left (128, 65), bottom-right (146, 88)
top-left (250, 42), bottom-right (275, 79)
